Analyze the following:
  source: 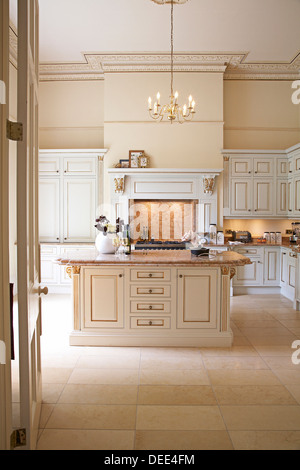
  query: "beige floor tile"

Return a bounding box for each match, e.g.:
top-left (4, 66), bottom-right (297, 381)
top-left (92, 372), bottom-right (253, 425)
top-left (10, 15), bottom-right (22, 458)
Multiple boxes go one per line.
top-left (230, 431), bottom-right (300, 450)
top-left (135, 430), bottom-right (233, 450)
top-left (288, 328), bottom-right (300, 337)
top-left (254, 345), bottom-right (295, 357)
top-left (36, 429), bottom-right (135, 450)
top-left (140, 355), bottom-right (204, 370)
top-left (200, 346), bottom-right (259, 357)
top-left (263, 356), bottom-right (300, 370)
top-left (285, 385), bottom-right (300, 404)
top-left (76, 354), bottom-right (140, 369)
top-left (42, 383), bottom-right (65, 404)
top-left (221, 405), bottom-right (300, 430)
top-left (140, 368), bottom-right (210, 386)
top-left (233, 319), bottom-right (283, 328)
top-left (39, 404), bottom-right (55, 429)
top-left (203, 356), bottom-right (268, 370)
top-left (232, 336), bottom-right (252, 346)
top-left (247, 336), bottom-right (298, 346)
top-left (239, 327), bottom-right (295, 337)
top-left (278, 319), bottom-right (300, 328)
top-left (138, 385), bottom-right (217, 405)
top-left (68, 368), bottom-right (139, 385)
top-left (42, 368), bottom-right (73, 384)
top-left (272, 369), bottom-right (300, 385)
top-left (208, 370), bottom-right (282, 386)
top-left (214, 385), bottom-right (297, 405)
top-left (58, 384), bottom-right (138, 405)
top-left (136, 405), bottom-right (226, 431)
top-left (46, 404), bottom-right (137, 430)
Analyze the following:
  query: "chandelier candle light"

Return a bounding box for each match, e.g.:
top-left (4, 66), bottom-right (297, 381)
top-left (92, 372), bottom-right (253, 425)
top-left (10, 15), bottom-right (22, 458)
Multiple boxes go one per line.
top-left (148, 0), bottom-right (195, 123)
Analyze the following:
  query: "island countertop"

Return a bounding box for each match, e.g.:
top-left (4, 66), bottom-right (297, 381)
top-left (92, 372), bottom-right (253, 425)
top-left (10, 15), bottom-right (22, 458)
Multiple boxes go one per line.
top-left (56, 249), bottom-right (251, 267)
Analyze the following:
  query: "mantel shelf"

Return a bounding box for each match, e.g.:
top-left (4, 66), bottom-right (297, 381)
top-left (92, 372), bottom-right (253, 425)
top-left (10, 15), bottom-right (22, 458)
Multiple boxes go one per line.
top-left (108, 168), bottom-right (223, 175)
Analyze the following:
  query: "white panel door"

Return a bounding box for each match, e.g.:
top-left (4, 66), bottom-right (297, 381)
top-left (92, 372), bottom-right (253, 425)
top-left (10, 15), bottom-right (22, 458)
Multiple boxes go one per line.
top-left (288, 179), bottom-right (294, 215)
top-left (253, 158), bottom-right (274, 177)
top-left (231, 158), bottom-right (252, 177)
top-left (253, 179), bottom-right (273, 216)
top-left (39, 179), bottom-right (60, 242)
top-left (17, 0), bottom-right (43, 450)
top-left (230, 178), bottom-right (252, 215)
top-left (294, 176), bottom-right (300, 215)
top-left (177, 268), bottom-right (218, 329)
top-left (234, 258), bottom-right (263, 286)
top-left (63, 178), bottom-right (96, 242)
top-left (0, 0), bottom-right (12, 450)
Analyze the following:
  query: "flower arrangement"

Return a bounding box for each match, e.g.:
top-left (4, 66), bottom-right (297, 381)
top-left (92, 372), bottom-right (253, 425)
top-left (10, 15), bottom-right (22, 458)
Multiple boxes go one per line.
top-left (95, 216), bottom-right (116, 236)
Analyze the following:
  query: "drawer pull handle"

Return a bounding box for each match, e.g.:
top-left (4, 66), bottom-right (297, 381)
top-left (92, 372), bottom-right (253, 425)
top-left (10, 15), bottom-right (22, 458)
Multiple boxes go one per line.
top-left (149, 321), bottom-right (153, 326)
top-left (149, 305), bottom-right (153, 310)
top-left (149, 273), bottom-right (153, 278)
top-left (179, 275), bottom-right (183, 278)
top-left (149, 290), bottom-right (153, 294)
top-left (119, 274), bottom-right (123, 278)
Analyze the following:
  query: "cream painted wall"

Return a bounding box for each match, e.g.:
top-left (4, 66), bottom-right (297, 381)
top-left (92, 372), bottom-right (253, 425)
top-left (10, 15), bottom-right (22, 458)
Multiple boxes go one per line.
top-left (39, 80), bottom-right (105, 149)
top-left (224, 80), bottom-right (300, 149)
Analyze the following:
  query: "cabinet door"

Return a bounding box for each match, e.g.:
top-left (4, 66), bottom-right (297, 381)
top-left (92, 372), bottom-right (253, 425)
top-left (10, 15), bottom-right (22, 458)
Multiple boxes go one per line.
top-left (177, 268), bottom-right (218, 329)
top-left (253, 158), bottom-right (274, 177)
top-left (63, 178), bottom-right (96, 242)
top-left (231, 158), bottom-right (253, 177)
top-left (39, 179), bottom-right (60, 242)
top-left (276, 158), bottom-right (288, 177)
top-left (39, 155), bottom-right (60, 176)
top-left (230, 178), bottom-right (252, 216)
top-left (294, 153), bottom-right (300, 174)
top-left (253, 179), bottom-right (273, 216)
top-left (276, 180), bottom-right (288, 216)
top-left (288, 179), bottom-right (294, 215)
top-left (233, 257), bottom-right (263, 286)
top-left (294, 176), bottom-right (300, 215)
top-left (63, 157), bottom-right (97, 176)
top-left (83, 268), bottom-right (124, 329)
top-left (264, 248), bottom-right (280, 286)
top-left (280, 249), bottom-right (288, 287)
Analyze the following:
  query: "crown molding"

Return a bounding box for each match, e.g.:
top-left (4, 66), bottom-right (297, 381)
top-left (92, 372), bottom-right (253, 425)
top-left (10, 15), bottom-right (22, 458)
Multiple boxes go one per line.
top-left (9, 25), bottom-right (300, 82)
top-left (38, 51), bottom-right (300, 82)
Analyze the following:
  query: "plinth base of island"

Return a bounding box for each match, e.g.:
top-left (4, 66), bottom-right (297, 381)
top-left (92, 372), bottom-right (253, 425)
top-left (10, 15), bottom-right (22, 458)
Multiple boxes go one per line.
top-left (61, 252), bottom-right (251, 348)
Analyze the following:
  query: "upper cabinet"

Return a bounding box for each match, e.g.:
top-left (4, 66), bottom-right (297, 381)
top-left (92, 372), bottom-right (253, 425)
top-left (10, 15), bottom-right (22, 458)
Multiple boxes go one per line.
top-left (39, 149), bottom-right (107, 243)
top-left (223, 145), bottom-right (300, 219)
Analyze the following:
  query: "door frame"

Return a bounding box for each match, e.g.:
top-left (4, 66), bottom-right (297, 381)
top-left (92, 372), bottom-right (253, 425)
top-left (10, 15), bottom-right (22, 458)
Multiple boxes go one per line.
top-left (0, 0), bottom-right (12, 451)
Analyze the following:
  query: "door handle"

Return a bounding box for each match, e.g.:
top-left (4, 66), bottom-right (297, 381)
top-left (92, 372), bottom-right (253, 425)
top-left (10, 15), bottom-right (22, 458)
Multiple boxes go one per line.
top-left (37, 286), bottom-right (49, 296)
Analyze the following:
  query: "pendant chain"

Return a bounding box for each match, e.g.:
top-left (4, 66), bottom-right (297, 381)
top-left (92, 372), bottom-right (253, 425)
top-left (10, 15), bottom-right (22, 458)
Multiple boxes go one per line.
top-left (171, 0), bottom-right (174, 97)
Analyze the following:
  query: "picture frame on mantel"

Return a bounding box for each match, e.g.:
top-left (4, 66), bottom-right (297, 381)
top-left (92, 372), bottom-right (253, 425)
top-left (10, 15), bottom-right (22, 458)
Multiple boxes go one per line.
top-left (129, 150), bottom-right (144, 168)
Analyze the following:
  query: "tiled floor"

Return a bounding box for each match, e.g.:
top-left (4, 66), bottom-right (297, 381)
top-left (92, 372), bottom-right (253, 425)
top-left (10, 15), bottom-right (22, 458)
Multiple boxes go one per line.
top-left (15, 293), bottom-right (300, 450)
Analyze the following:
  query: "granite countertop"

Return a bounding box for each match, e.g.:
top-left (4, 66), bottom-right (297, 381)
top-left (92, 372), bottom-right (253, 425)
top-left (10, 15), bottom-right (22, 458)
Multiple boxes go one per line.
top-left (56, 249), bottom-right (252, 267)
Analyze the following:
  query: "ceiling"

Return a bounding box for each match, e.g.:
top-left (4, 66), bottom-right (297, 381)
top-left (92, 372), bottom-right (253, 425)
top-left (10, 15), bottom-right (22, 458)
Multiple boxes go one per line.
top-left (9, 0), bottom-right (300, 64)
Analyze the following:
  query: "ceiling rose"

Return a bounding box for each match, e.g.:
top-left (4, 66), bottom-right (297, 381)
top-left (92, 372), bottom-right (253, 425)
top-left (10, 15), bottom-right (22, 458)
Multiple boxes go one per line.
top-left (151, 0), bottom-right (189, 4)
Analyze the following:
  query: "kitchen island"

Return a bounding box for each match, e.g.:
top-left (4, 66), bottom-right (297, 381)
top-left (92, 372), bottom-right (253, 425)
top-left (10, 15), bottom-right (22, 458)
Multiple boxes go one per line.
top-left (57, 250), bottom-right (251, 347)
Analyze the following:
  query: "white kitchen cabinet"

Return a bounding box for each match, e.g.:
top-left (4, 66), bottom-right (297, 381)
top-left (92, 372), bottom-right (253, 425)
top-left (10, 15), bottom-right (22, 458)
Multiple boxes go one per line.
top-left (264, 247), bottom-right (280, 286)
top-left (177, 268), bottom-right (219, 329)
top-left (280, 248), bottom-right (288, 289)
top-left (63, 178), bottom-right (96, 243)
top-left (294, 176), bottom-right (300, 215)
top-left (253, 179), bottom-right (274, 216)
top-left (83, 267), bottom-right (125, 329)
top-left (39, 150), bottom-right (106, 243)
top-left (253, 158), bottom-right (274, 177)
top-left (276, 179), bottom-right (288, 216)
top-left (230, 178), bottom-right (252, 216)
top-left (39, 179), bottom-right (60, 242)
top-left (276, 158), bottom-right (288, 177)
top-left (231, 158), bottom-right (253, 177)
top-left (233, 257), bottom-right (263, 287)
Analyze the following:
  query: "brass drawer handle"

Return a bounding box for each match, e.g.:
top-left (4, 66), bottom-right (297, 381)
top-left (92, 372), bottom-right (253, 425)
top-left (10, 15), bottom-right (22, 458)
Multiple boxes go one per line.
top-left (179, 275), bottom-right (183, 279)
top-left (149, 289), bottom-right (153, 294)
top-left (119, 274), bottom-right (123, 278)
top-left (149, 305), bottom-right (153, 310)
top-left (149, 273), bottom-right (153, 278)
top-left (149, 321), bottom-right (153, 326)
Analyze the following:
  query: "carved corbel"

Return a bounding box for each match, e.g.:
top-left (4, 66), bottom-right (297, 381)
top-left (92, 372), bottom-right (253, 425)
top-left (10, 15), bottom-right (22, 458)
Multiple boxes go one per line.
top-left (66, 266), bottom-right (81, 279)
top-left (203, 175), bottom-right (216, 195)
top-left (114, 176), bottom-right (125, 194)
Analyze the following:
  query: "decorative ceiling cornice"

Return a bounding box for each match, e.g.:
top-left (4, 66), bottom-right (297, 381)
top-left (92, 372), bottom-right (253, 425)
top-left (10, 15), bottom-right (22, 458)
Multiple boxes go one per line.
top-left (9, 28), bottom-right (300, 81)
top-left (38, 51), bottom-right (300, 82)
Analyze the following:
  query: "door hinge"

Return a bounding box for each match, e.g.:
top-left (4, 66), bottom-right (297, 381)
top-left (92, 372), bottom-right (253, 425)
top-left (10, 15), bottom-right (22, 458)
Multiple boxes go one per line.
top-left (6, 120), bottom-right (23, 141)
top-left (10, 428), bottom-right (27, 450)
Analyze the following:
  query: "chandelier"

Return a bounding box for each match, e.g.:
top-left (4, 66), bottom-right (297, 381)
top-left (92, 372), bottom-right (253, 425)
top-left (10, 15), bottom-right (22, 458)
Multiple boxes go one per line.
top-left (148, 0), bottom-right (195, 123)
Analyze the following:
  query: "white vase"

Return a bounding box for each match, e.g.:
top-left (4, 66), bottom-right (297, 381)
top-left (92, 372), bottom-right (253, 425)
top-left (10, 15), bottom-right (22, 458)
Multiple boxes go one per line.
top-left (95, 233), bottom-right (115, 254)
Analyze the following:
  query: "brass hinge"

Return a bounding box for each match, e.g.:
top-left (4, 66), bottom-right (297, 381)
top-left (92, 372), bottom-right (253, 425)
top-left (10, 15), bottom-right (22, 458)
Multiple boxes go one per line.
top-left (10, 428), bottom-right (27, 450)
top-left (6, 120), bottom-right (23, 141)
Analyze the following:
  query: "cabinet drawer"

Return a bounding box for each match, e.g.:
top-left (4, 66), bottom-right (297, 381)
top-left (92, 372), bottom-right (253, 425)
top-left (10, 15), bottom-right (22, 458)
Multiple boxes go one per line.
top-left (130, 285), bottom-right (171, 298)
top-left (130, 269), bottom-right (171, 282)
top-left (235, 247), bottom-right (261, 256)
top-left (40, 245), bottom-right (58, 255)
top-left (130, 317), bottom-right (171, 329)
top-left (39, 156), bottom-right (60, 175)
top-left (130, 300), bottom-right (171, 314)
top-left (253, 158), bottom-right (274, 177)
